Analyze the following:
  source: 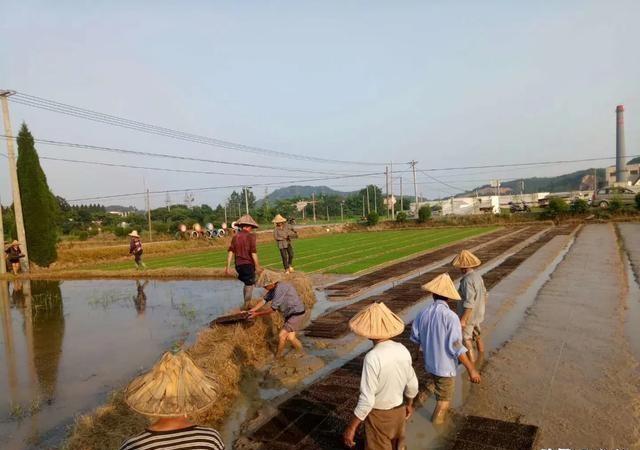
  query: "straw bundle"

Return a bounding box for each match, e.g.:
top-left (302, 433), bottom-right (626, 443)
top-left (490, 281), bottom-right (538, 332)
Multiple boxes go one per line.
top-left (64, 272), bottom-right (316, 450)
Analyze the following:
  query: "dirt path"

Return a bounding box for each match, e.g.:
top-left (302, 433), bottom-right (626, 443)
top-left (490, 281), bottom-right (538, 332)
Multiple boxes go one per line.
top-left (461, 224), bottom-right (640, 449)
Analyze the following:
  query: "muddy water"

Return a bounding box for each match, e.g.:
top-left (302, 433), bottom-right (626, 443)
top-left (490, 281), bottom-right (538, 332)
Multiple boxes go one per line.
top-left (0, 279), bottom-right (243, 450)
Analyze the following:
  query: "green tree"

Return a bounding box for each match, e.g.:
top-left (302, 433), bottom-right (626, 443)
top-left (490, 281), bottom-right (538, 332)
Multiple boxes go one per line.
top-left (570, 198), bottom-right (589, 214)
top-left (16, 123), bottom-right (59, 266)
top-left (366, 211), bottom-right (379, 226)
top-left (396, 211), bottom-right (408, 223)
top-left (418, 205), bottom-right (432, 223)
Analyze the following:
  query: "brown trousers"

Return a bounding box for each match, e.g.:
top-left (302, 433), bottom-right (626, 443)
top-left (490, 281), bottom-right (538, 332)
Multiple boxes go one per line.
top-left (364, 405), bottom-right (407, 450)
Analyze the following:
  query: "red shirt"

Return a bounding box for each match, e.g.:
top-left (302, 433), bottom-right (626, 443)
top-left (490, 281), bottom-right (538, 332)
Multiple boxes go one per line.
top-left (228, 230), bottom-right (257, 266)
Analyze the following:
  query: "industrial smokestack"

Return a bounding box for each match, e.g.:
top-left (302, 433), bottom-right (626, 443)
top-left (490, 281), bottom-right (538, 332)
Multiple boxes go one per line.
top-left (616, 105), bottom-right (627, 183)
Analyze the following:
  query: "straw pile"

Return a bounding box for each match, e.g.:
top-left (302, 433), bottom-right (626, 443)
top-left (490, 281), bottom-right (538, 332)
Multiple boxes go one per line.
top-left (64, 273), bottom-right (316, 450)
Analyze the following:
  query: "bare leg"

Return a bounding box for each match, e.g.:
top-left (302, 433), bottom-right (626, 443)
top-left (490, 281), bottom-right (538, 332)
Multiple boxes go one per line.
top-left (476, 335), bottom-right (485, 354)
top-left (12, 263), bottom-right (19, 275)
top-left (286, 332), bottom-right (304, 353)
top-left (463, 338), bottom-right (476, 362)
top-left (243, 285), bottom-right (254, 303)
top-left (431, 400), bottom-right (450, 424)
top-left (275, 329), bottom-right (289, 358)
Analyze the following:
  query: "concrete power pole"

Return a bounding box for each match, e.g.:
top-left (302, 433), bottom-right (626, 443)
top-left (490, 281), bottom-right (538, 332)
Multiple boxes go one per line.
top-left (385, 166), bottom-right (389, 219)
top-left (312, 193), bottom-right (316, 222)
top-left (0, 91), bottom-right (29, 271)
top-left (244, 187), bottom-right (250, 215)
top-left (146, 188), bottom-right (153, 242)
top-left (410, 160), bottom-right (418, 216)
top-left (366, 186), bottom-right (371, 214)
top-left (0, 194), bottom-right (6, 274)
top-left (373, 187), bottom-right (377, 213)
top-left (400, 176), bottom-right (403, 212)
top-left (390, 163), bottom-right (395, 220)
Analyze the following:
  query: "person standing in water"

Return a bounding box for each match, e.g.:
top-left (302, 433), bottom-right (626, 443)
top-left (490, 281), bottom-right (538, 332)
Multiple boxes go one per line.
top-left (225, 214), bottom-right (261, 303)
top-left (128, 230), bottom-right (146, 270)
top-left (452, 250), bottom-right (487, 361)
top-left (272, 214), bottom-right (296, 273)
top-left (120, 351), bottom-right (224, 450)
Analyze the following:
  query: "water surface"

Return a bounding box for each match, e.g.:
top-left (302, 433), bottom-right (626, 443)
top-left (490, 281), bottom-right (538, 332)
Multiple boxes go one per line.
top-left (0, 279), bottom-right (243, 450)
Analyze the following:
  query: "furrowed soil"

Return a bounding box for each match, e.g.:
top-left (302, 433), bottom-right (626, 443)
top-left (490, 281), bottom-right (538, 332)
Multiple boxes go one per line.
top-left (460, 224), bottom-right (640, 449)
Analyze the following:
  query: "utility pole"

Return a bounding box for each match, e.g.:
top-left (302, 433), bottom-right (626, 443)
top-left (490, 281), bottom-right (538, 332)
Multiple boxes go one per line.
top-left (326, 204), bottom-right (329, 222)
top-left (362, 195), bottom-right (365, 217)
top-left (385, 166), bottom-right (389, 219)
top-left (373, 186), bottom-right (378, 213)
top-left (410, 160), bottom-right (418, 216)
top-left (244, 187), bottom-right (250, 215)
top-left (146, 188), bottom-right (153, 242)
top-left (390, 162), bottom-right (395, 220)
top-left (340, 201), bottom-right (344, 222)
top-left (165, 192), bottom-right (171, 211)
top-left (312, 193), bottom-right (316, 222)
top-left (224, 205), bottom-right (227, 225)
top-left (366, 186), bottom-right (371, 214)
top-left (0, 195), bottom-right (6, 274)
top-left (0, 90), bottom-right (28, 271)
top-left (400, 176), bottom-right (403, 212)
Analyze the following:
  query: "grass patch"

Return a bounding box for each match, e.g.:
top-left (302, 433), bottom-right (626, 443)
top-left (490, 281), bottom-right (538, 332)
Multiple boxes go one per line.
top-left (96, 227), bottom-right (497, 274)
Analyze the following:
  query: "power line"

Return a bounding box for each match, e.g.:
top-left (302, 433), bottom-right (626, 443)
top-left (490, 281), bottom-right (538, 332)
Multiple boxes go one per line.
top-left (0, 134), bottom-right (367, 176)
top-left (66, 171), bottom-right (385, 202)
top-left (9, 91), bottom-right (392, 166)
top-left (419, 170), bottom-right (467, 193)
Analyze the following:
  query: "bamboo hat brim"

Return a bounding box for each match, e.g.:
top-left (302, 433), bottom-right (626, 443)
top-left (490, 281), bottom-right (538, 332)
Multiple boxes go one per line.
top-left (128, 230), bottom-right (140, 237)
top-left (11, 240), bottom-right (19, 246)
top-left (452, 250), bottom-right (481, 268)
top-left (349, 302), bottom-right (405, 339)
top-left (237, 214), bottom-right (259, 228)
top-left (124, 351), bottom-right (219, 418)
top-left (272, 214), bottom-right (287, 224)
top-left (257, 269), bottom-right (283, 287)
top-left (422, 273), bottom-right (461, 300)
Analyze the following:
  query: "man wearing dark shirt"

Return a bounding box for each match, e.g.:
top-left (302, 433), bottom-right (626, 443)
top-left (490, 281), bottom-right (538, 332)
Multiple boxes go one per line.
top-left (225, 214), bottom-right (261, 303)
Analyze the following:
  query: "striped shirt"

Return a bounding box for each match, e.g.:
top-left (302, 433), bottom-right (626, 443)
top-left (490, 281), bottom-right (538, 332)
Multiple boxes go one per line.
top-left (119, 425), bottom-right (225, 450)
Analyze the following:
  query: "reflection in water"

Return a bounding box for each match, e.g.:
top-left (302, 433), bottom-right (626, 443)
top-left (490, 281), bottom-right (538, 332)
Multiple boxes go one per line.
top-left (31, 281), bottom-right (65, 399)
top-left (133, 280), bottom-right (149, 315)
top-left (0, 281), bottom-right (18, 406)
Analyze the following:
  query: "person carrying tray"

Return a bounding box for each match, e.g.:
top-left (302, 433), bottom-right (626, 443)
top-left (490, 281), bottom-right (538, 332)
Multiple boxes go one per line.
top-left (272, 214), bottom-right (297, 273)
top-left (245, 270), bottom-right (305, 358)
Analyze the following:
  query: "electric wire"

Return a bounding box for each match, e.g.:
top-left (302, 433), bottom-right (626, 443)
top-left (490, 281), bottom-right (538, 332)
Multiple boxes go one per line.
top-left (9, 92), bottom-right (393, 166)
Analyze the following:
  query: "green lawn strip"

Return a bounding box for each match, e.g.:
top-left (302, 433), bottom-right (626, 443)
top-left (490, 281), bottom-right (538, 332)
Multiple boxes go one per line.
top-left (264, 229), bottom-right (454, 270)
top-left (102, 229), bottom-right (432, 270)
top-left (305, 227), bottom-right (487, 273)
top-left (103, 230), bottom-right (396, 270)
top-left (294, 228), bottom-right (470, 272)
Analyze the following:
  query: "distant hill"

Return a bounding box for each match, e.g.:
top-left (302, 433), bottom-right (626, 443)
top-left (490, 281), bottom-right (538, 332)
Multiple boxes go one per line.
top-left (456, 168), bottom-right (607, 198)
top-left (258, 185), bottom-right (354, 204)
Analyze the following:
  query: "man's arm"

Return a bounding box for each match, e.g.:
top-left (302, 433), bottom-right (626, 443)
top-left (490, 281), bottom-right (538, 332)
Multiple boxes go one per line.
top-left (251, 252), bottom-right (260, 272)
top-left (458, 353), bottom-right (481, 383)
top-left (344, 355), bottom-right (379, 448)
top-left (225, 251), bottom-right (234, 275)
top-left (404, 365), bottom-right (419, 419)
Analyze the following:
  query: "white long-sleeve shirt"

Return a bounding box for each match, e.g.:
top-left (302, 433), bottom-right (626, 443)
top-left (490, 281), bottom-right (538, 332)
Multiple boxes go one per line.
top-left (354, 340), bottom-right (419, 421)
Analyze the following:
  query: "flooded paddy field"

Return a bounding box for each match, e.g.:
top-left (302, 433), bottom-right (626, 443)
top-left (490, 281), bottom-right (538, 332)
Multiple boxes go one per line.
top-left (0, 279), bottom-right (243, 450)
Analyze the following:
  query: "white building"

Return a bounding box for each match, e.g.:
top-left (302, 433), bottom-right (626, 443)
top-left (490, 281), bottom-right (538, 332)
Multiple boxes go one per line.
top-left (606, 163), bottom-right (640, 186)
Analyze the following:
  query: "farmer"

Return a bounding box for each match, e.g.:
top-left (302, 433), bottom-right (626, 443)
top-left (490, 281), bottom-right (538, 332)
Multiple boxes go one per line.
top-left (225, 214), bottom-right (261, 303)
top-left (128, 230), bottom-right (146, 270)
top-left (120, 351), bottom-right (225, 450)
top-left (452, 250), bottom-right (487, 361)
top-left (411, 273), bottom-right (481, 424)
top-left (4, 240), bottom-right (24, 275)
top-left (343, 302), bottom-right (418, 450)
top-left (246, 269), bottom-right (305, 358)
top-left (272, 214), bottom-right (297, 273)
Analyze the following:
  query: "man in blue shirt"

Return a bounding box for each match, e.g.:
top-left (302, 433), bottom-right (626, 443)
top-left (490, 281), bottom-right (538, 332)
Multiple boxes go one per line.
top-left (411, 273), bottom-right (481, 424)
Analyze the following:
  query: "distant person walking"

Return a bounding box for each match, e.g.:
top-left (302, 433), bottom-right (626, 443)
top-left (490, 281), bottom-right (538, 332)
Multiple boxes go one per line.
top-left (452, 250), bottom-right (487, 361)
top-left (225, 214), bottom-right (261, 303)
top-left (128, 230), bottom-right (146, 270)
top-left (247, 270), bottom-right (306, 357)
top-left (411, 273), bottom-right (481, 424)
top-left (4, 240), bottom-right (24, 275)
top-left (273, 214), bottom-right (297, 273)
top-left (120, 351), bottom-right (224, 450)
top-left (343, 302), bottom-right (418, 450)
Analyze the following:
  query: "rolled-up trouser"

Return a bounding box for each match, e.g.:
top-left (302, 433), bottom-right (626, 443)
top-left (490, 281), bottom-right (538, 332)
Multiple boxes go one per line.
top-left (364, 404), bottom-right (406, 450)
top-left (279, 246), bottom-right (294, 269)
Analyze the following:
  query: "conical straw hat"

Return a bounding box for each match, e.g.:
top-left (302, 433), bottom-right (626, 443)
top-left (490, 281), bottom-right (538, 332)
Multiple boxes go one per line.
top-left (349, 302), bottom-right (405, 339)
top-left (128, 230), bottom-right (140, 238)
top-left (236, 214), bottom-right (259, 228)
top-left (272, 214), bottom-right (287, 224)
top-left (124, 351), bottom-right (219, 417)
top-left (11, 240), bottom-right (19, 246)
top-left (257, 269), bottom-right (283, 287)
top-left (422, 273), bottom-right (461, 300)
top-left (452, 250), bottom-right (481, 268)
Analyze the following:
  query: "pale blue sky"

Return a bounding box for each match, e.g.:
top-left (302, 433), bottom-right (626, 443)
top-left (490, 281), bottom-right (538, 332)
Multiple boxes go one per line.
top-left (1, 1), bottom-right (639, 207)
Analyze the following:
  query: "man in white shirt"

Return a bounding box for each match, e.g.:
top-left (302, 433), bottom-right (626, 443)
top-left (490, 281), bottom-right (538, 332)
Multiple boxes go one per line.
top-left (343, 302), bottom-right (419, 450)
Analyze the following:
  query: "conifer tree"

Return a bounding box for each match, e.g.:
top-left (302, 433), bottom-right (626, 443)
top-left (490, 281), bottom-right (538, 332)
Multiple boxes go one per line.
top-left (16, 123), bottom-right (59, 266)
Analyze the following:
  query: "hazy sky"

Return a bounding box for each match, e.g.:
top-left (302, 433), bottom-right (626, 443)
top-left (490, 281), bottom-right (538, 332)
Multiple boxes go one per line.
top-left (1, 1), bottom-right (639, 208)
